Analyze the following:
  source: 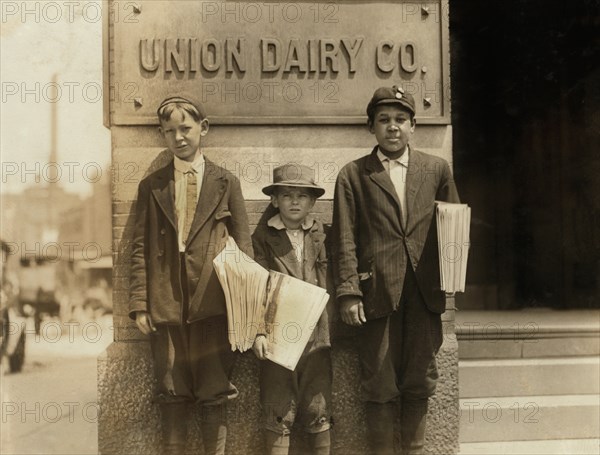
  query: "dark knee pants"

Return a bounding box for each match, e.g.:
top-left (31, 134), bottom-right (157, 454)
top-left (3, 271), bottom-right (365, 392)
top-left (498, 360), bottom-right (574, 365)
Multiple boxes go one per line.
top-left (359, 267), bottom-right (443, 403)
top-left (260, 348), bottom-right (332, 435)
top-left (150, 315), bottom-right (238, 405)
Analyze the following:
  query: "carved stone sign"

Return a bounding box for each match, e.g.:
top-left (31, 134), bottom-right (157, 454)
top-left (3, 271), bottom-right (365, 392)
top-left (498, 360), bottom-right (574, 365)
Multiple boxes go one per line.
top-left (109, 0), bottom-right (449, 124)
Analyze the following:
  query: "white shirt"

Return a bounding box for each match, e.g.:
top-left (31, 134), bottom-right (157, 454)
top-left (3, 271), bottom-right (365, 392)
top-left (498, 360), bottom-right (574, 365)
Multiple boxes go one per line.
top-left (377, 146), bottom-right (409, 227)
top-left (174, 153), bottom-right (205, 251)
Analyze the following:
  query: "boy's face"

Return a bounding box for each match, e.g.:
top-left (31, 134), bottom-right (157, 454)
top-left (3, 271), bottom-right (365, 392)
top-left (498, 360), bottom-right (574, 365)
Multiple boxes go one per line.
top-left (369, 104), bottom-right (415, 156)
top-left (271, 186), bottom-right (316, 228)
top-left (159, 109), bottom-right (208, 162)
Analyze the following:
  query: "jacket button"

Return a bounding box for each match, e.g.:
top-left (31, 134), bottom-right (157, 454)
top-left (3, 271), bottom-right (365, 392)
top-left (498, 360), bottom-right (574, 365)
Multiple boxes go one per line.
top-left (158, 250), bottom-right (164, 256)
top-left (160, 228), bottom-right (166, 235)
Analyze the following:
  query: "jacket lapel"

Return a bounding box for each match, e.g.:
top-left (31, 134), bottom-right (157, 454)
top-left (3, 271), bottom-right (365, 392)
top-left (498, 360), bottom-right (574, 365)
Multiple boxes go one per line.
top-left (304, 223), bottom-right (326, 275)
top-left (405, 149), bottom-right (426, 230)
top-left (269, 229), bottom-right (303, 279)
top-left (150, 162), bottom-right (177, 231)
top-left (186, 159), bottom-right (226, 245)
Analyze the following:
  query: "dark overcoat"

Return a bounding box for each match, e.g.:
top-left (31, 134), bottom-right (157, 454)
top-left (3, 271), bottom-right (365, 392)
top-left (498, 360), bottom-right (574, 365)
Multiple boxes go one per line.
top-left (331, 147), bottom-right (460, 318)
top-left (129, 158), bottom-right (252, 324)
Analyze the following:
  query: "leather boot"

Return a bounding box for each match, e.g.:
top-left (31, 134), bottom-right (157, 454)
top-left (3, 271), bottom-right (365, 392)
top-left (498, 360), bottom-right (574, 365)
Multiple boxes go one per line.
top-left (160, 402), bottom-right (188, 455)
top-left (200, 404), bottom-right (227, 455)
top-left (400, 398), bottom-right (428, 455)
top-left (365, 401), bottom-right (396, 455)
top-left (308, 429), bottom-right (331, 455)
top-left (265, 430), bottom-right (290, 455)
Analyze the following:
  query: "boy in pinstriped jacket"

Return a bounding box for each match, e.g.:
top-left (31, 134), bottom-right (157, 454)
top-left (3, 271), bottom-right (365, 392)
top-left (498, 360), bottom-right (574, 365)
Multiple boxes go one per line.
top-left (331, 86), bottom-right (460, 455)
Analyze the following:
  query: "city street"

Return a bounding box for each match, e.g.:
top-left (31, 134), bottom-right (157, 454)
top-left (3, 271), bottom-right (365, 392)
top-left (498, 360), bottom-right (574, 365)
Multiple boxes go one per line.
top-left (1, 315), bottom-right (112, 454)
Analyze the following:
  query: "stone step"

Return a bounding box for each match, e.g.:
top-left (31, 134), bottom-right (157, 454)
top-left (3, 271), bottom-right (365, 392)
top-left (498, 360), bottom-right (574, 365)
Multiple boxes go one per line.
top-left (458, 336), bottom-right (600, 359)
top-left (460, 438), bottom-right (600, 455)
top-left (459, 357), bottom-right (600, 398)
top-left (459, 394), bottom-right (600, 443)
top-left (456, 309), bottom-right (600, 360)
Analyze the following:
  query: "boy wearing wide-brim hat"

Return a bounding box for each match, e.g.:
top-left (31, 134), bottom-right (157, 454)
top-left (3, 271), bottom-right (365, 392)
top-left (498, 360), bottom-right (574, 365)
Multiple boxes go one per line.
top-left (331, 86), bottom-right (460, 454)
top-left (252, 164), bottom-right (332, 455)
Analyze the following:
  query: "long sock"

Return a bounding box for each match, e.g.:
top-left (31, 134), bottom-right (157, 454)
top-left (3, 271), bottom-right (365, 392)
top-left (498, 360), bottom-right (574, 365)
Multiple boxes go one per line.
top-left (160, 402), bottom-right (188, 455)
top-left (308, 429), bottom-right (331, 455)
top-left (265, 430), bottom-right (290, 455)
top-left (365, 401), bottom-right (396, 455)
top-left (200, 404), bottom-right (227, 455)
top-left (400, 398), bottom-right (428, 455)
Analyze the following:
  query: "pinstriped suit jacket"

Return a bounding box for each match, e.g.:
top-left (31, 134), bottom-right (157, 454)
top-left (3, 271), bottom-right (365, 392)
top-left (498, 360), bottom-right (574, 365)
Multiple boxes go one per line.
top-left (331, 146), bottom-right (460, 318)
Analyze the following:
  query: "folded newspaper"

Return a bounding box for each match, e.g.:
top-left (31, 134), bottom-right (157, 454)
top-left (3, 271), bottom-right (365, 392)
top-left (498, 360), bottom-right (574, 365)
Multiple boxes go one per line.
top-left (213, 236), bottom-right (329, 371)
top-left (435, 202), bottom-right (471, 294)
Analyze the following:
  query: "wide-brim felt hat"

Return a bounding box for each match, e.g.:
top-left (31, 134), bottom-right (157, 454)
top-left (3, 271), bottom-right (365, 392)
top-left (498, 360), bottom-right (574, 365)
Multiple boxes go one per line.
top-left (157, 92), bottom-right (207, 119)
top-left (262, 164), bottom-right (325, 197)
top-left (367, 85), bottom-right (416, 118)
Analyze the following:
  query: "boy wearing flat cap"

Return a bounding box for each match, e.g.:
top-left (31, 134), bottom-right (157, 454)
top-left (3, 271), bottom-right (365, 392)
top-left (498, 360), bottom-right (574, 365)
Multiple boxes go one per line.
top-left (252, 164), bottom-right (332, 455)
top-left (129, 93), bottom-right (253, 455)
top-left (331, 86), bottom-right (460, 455)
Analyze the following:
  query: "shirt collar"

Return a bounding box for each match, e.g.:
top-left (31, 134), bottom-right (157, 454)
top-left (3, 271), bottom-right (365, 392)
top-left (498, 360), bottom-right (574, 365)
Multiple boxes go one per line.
top-left (174, 152), bottom-right (205, 174)
top-left (267, 213), bottom-right (315, 231)
top-left (377, 145), bottom-right (409, 168)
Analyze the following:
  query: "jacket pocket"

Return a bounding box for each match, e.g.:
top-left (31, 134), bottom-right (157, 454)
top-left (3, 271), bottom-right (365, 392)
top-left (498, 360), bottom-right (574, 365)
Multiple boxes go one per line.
top-left (214, 210), bottom-right (232, 242)
top-left (358, 261), bottom-right (375, 299)
top-left (215, 209), bottom-right (232, 220)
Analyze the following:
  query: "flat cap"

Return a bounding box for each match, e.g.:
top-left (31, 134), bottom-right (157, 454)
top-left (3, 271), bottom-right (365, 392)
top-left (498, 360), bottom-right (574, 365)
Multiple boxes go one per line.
top-left (366, 85), bottom-right (416, 119)
top-left (157, 92), bottom-right (207, 119)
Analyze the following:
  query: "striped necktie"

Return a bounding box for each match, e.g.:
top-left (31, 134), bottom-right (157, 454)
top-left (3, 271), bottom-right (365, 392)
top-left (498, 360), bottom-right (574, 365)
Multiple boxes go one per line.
top-left (183, 169), bottom-right (197, 245)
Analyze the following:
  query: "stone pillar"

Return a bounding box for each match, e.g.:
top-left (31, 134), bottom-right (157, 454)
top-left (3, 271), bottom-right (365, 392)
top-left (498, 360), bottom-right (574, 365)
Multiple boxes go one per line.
top-left (99, 1), bottom-right (459, 453)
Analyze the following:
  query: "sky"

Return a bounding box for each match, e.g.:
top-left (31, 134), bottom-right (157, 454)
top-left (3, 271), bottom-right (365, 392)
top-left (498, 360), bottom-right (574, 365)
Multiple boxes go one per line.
top-left (1, 1), bottom-right (111, 196)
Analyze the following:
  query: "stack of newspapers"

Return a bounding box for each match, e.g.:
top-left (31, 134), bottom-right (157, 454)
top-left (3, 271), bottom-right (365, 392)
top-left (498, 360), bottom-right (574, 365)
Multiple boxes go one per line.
top-left (436, 202), bottom-right (471, 294)
top-left (213, 237), bottom-right (329, 371)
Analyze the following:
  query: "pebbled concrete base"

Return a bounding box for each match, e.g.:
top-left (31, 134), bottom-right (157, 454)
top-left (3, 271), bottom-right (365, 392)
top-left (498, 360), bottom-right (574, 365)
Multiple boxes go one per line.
top-left (98, 327), bottom-right (459, 454)
top-left (426, 332), bottom-right (460, 455)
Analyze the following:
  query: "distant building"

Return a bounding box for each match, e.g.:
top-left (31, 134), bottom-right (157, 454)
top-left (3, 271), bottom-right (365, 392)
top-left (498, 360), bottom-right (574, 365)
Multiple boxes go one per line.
top-left (1, 170), bottom-right (112, 315)
top-left (1, 185), bottom-right (82, 259)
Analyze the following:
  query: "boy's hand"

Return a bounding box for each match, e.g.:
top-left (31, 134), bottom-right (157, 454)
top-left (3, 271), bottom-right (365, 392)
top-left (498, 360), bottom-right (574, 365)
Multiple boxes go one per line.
top-left (135, 311), bottom-right (156, 335)
top-left (253, 335), bottom-right (269, 360)
top-left (340, 296), bottom-right (367, 326)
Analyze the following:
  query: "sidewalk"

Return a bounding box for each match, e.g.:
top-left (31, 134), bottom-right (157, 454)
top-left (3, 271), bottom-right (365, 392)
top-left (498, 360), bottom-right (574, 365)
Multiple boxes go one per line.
top-left (460, 439), bottom-right (600, 454)
top-left (1, 315), bottom-right (112, 455)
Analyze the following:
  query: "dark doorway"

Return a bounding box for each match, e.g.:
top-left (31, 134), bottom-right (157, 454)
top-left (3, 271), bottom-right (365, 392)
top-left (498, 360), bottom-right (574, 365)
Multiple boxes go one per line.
top-left (450, 0), bottom-right (600, 309)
